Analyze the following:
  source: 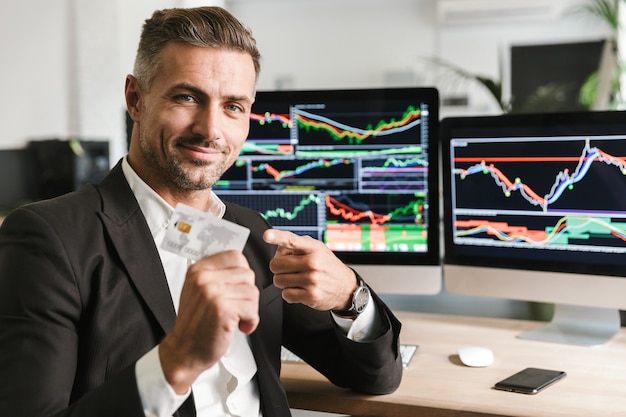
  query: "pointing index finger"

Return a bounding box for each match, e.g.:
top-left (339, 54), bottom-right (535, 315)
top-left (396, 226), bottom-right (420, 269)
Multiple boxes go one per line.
top-left (263, 229), bottom-right (314, 254)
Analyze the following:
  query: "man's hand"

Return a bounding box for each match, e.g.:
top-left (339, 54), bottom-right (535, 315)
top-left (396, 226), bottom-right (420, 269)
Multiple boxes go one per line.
top-left (159, 250), bottom-right (259, 394)
top-left (263, 229), bottom-right (357, 311)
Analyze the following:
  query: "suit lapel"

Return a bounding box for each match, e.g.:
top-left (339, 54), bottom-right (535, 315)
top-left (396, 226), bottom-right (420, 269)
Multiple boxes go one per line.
top-left (96, 162), bottom-right (177, 334)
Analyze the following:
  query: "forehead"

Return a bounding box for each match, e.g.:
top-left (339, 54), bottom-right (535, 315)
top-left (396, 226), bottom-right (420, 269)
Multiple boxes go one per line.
top-left (152, 42), bottom-right (256, 94)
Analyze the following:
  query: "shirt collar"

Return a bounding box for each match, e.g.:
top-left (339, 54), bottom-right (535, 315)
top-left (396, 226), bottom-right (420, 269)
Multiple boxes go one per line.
top-left (121, 156), bottom-right (226, 239)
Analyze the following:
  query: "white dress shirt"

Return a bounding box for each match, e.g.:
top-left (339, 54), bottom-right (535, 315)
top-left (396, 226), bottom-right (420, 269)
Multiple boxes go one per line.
top-left (121, 157), bottom-right (381, 417)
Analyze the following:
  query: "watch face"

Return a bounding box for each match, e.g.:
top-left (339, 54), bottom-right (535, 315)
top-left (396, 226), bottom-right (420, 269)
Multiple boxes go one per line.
top-left (354, 286), bottom-right (370, 313)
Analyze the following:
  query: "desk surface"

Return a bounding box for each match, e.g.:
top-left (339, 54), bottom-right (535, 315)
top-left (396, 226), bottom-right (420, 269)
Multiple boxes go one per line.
top-left (281, 311), bottom-right (626, 417)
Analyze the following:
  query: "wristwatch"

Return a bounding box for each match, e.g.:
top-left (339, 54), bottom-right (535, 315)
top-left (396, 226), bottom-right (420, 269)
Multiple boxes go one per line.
top-left (332, 277), bottom-right (370, 319)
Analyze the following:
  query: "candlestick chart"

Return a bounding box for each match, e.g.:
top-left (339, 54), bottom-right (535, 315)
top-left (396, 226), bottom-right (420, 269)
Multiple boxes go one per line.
top-left (449, 136), bottom-right (626, 254)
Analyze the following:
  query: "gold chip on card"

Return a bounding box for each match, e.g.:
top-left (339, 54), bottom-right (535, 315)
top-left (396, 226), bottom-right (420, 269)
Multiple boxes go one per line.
top-left (177, 221), bottom-right (192, 233)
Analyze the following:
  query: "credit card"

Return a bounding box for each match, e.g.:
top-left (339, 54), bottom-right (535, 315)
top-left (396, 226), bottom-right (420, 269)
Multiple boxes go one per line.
top-left (160, 203), bottom-right (250, 261)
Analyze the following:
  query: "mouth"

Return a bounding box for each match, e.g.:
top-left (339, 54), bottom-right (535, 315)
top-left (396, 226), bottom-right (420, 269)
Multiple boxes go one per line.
top-left (177, 140), bottom-right (224, 162)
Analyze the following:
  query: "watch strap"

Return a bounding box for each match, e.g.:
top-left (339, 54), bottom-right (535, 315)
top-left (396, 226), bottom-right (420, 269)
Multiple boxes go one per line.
top-left (332, 276), bottom-right (369, 319)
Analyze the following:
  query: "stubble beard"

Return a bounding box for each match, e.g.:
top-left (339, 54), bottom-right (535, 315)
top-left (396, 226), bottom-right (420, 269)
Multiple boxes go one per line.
top-left (140, 134), bottom-right (231, 191)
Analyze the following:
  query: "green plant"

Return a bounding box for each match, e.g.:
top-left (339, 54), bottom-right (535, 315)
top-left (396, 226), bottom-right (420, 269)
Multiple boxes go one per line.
top-left (573, 0), bottom-right (625, 109)
top-left (575, 0), bottom-right (621, 31)
top-left (427, 0), bottom-right (626, 113)
top-left (423, 57), bottom-right (509, 113)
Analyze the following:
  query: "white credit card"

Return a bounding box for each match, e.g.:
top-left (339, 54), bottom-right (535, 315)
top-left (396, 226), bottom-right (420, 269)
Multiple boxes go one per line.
top-left (160, 203), bottom-right (250, 261)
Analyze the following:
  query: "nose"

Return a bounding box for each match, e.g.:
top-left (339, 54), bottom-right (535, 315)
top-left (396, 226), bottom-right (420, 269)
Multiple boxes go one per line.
top-left (191, 104), bottom-right (222, 141)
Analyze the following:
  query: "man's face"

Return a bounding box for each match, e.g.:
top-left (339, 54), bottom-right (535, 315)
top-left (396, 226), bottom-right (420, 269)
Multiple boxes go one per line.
top-left (126, 42), bottom-right (256, 195)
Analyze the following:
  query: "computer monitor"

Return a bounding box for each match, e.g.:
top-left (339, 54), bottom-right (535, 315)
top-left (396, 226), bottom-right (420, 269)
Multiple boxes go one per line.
top-left (440, 110), bottom-right (626, 346)
top-left (0, 149), bottom-right (38, 214)
top-left (214, 87), bottom-right (441, 295)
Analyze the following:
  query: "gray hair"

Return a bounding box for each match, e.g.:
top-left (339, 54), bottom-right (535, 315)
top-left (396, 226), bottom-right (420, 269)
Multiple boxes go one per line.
top-left (133, 6), bottom-right (261, 91)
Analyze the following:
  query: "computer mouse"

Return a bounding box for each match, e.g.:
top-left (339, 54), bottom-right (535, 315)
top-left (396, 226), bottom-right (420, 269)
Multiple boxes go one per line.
top-left (457, 346), bottom-right (494, 367)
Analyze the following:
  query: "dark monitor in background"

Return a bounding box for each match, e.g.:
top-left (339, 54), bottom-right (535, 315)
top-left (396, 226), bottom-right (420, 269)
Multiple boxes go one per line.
top-left (441, 110), bottom-right (626, 346)
top-left (0, 149), bottom-right (38, 214)
top-left (0, 139), bottom-right (110, 216)
top-left (215, 87), bottom-right (441, 295)
top-left (28, 139), bottom-right (110, 199)
top-left (510, 39), bottom-right (607, 113)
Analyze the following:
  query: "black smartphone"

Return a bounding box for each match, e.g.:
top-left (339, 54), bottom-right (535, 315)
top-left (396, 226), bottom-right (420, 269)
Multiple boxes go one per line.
top-left (494, 367), bottom-right (566, 395)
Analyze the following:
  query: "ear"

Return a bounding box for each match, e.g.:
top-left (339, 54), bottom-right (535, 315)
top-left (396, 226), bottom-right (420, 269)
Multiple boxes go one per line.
top-left (125, 75), bottom-right (142, 122)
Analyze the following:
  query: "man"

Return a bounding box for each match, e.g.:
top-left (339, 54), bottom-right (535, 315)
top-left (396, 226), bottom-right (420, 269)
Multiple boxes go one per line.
top-left (0, 6), bottom-right (402, 417)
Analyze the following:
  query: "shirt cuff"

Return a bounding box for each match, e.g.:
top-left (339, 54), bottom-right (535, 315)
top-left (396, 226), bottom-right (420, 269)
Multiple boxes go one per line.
top-left (135, 346), bottom-right (190, 417)
top-left (331, 297), bottom-right (382, 342)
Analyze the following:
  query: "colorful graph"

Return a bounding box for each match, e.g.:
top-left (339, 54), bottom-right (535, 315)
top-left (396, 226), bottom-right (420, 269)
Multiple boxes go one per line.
top-left (296, 145), bottom-right (423, 159)
top-left (260, 193), bottom-right (320, 223)
top-left (455, 215), bottom-right (626, 247)
top-left (216, 92), bottom-right (435, 256)
top-left (250, 111), bottom-right (291, 128)
top-left (240, 141), bottom-right (294, 157)
top-left (295, 106), bottom-right (422, 145)
top-left (326, 194), bottom-right (424, 225)
top-left (324, 222), bottom-right (427, 253)
top-left (215, 192), bottom-right (321, 230)
top-left (450, 136), bottom-right (626, 254)
top-left (252, 158), bottom-right (353, 182)
top-left (455, 139), bottom-right (626, 211)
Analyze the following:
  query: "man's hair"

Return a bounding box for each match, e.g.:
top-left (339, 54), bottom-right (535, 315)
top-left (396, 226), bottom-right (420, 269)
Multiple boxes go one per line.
top-left (133, 6), bottom-right (261, 91)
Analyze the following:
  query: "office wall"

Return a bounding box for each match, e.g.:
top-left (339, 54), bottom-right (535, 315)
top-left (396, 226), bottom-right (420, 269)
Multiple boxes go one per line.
top-left (0, 0), bottom-right (612, 160)
top-left (0, 1), bottom-right (70, 147)
top-left (229, 0), bottom-right (612, 116)
top-left (228, 0), bottom-right (437, 92)
top-left (0, 0), bottom-right (222, 162)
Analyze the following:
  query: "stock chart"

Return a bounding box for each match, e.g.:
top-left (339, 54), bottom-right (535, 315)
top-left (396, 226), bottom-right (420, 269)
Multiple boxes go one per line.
top-left (450, 136), bottom-right (626, 253)
top-left (215, 94), bottom-right (433, 254)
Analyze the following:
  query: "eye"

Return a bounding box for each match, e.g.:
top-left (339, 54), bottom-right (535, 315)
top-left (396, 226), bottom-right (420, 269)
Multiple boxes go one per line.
top-left (225, 103), bottom-right (245, 114)
top-left (175, 94), bottom-right (197, 103)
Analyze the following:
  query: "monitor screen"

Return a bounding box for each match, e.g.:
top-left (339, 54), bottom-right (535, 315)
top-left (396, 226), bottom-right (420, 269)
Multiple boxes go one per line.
top-left (214, 87), bottom-right (441, 294)
top-left (440, 110), bottom-right (626, 345)
top-left (0, 149), bottom-right (38, 214)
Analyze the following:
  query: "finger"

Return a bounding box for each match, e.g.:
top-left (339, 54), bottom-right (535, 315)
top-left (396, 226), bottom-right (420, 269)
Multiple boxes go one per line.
top-left (273, 270), bottom-right (308, 289)
top-left (194, 249), bottom-right (250, 271)
top-left (230, 282), bottom-right (260, 334)
top-left (263, 229), bottom-right (316, 255)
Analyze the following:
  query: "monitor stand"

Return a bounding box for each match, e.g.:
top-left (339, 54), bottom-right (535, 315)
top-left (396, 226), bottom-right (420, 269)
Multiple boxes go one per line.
top-left (517, 304), bottom-right (621, 346)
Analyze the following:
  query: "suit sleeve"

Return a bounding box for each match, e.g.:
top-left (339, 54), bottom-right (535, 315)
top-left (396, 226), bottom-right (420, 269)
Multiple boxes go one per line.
top-left (282, 289), bottom-right (403, 395)
top-left (0, 207), bottom-right (146, 417)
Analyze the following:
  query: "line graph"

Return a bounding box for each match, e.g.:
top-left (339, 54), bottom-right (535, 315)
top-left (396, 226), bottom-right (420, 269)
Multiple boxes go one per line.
top-left (260, 193), bottom-right (320, 224)
top-left (250, 158), bottom-right (355, 191)
top-left (449, 135), bottom-right (626, 252)
top-left (247, 107), bottom-right (293, 148)
top-left (295, 105), bottom-right (423, 146)
top-left (250, 111), bottom-right (291, 128)
top-left (453, 138), bottom-right (626, 212)
top-left (456, 216), bottom-right (626, 244)
top-left (324, 193), bottom-right (428, 251)
top-left (295, 145), bottom-right (424, 159)
top-left (296, 106), bottom-right (420, 144)
top-left (326, 193), bottom-right (425, 225)
top-left (361, 156), bottom-right (428, 191)
top-left (252, 158), bottom-right (353, 182)
top-left (239, 141), bottom-right (294, 157)
top-left (214, 192), bottom-right (323, 229)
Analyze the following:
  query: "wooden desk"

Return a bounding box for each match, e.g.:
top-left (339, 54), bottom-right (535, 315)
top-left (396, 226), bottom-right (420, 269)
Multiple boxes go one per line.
top-left (281, 311), bottom-right (626, 417)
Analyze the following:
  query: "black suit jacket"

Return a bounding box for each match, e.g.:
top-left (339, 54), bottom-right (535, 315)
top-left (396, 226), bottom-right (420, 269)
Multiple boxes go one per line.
top-left (0, 161), bottom-right (402, 417)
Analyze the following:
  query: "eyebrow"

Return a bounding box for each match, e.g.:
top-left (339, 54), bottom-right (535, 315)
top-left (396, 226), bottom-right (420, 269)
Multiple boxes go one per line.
top-left (172, 83), bottom-right (253, 104)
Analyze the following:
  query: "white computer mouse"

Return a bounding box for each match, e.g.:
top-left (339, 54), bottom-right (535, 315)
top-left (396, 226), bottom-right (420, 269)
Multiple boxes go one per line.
top-left (457, 346), bottom-right (494, 367)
